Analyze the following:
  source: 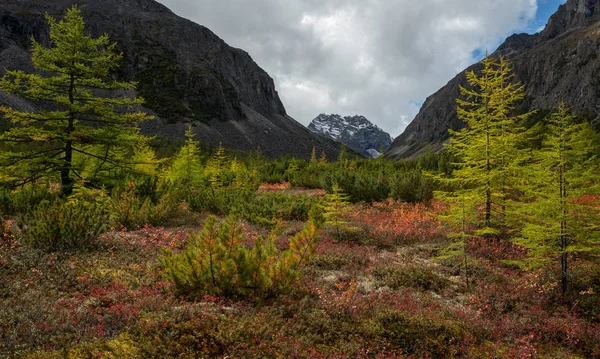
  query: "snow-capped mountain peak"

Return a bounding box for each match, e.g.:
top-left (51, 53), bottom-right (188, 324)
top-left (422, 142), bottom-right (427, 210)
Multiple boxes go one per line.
top-left (308, 114), bottom-right (393, 159)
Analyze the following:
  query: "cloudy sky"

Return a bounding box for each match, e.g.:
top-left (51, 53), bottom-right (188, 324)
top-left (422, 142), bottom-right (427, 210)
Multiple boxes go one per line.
top-left (157, 0), bottom-right (567, 137)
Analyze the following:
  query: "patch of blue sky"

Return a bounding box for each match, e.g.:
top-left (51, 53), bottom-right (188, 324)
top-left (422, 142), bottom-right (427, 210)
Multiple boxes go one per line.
top-left (527, 0), bottom-right (567, 34)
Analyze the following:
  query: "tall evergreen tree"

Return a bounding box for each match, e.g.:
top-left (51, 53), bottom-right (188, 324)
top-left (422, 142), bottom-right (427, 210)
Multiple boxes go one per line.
top-left (435, 55), bottom-right (532, 236)
top-left (0, 6), bottom-right (152, 195)
top-left (513, 104), bottom-right (600, 293)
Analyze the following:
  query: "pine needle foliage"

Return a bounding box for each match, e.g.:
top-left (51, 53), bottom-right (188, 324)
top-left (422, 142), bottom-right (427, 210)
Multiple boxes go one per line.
top-left (310, 147), bottom-right (318, 164)
top-left (323, 183), bottom-right (352, 241)
top-left (160, 209), bottom-right (324, 299)
top-left (206, 142), bottom-right (228, 191)
top-left (319, 151), bottom-right (328, 165)
top-left (0, 6), bottom-right (152, 195)
top-left (23, 186), bottom-right (110, 251)
top-left (167, 125), bottom-right (203, 190)
top-left (512, 104), bottom-right (600, 292)
top-left (434, 55), bottom-right (533, 237)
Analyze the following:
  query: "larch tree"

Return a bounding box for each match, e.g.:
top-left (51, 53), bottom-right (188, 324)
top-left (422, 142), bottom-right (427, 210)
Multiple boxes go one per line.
top-left (310, 147), bottom-right (318, 164)
top-left (168, 124), bottom-right (203, 190)
top-left (206, 142), bottom-right (228, 192)
top-left (319, 150), bottom-right (327, 165)
top-left (435, 55), bottom-right (532, 237)
top-left (513, 104), bottom-right (600, 293)
top-left (323, 182), bottom-right (352, 241)
top-left (0, 6), bottom-right (152, 195)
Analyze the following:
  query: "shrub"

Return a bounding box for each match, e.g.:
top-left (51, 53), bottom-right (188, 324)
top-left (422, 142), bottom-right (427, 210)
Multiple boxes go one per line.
top-left (188, 187), bottom-right (254, 214)
top-left (390, 168), bottom-right (434, 203)
top-left (374, 310), bottom-right (464, 356)
top-left (570, 262), bottom-right (600, 322)
top-left (111, 182), bottom-right (178, 229)
top-left (372, 265), bottom-right (450, 293)
top-left (0, 184), bottom-right (58, 216)
top-left (22, 188), bottom-right (110, 251)
top-left (189, 188), bottom-right (319, 226)
top-left (252, 192), bottom-right (320, 222)
top-left (161, 209), bottom-right (324, 299)
top-left (321, 170), bottom-right (390, 203)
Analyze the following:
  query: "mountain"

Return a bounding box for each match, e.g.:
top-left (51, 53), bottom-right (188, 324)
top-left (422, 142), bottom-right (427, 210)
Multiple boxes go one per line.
top-left (386, 0), bottom-right (600, 160)
top-left (0, 0), bottom-right (341, 159)
top-left (308, 114), bottom-right (393, 158)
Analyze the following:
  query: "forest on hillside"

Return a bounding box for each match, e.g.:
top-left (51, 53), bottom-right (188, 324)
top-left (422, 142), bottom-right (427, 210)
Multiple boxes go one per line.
top-left (1, 7), bottom-right (599, 359)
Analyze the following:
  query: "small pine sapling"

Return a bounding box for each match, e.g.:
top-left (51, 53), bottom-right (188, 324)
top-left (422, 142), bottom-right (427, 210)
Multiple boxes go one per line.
top-left (319, 151), bottom-right (328, 165)
top-left (323, 183), bottom-right (352, 241)
top-left (310, 147), bottom-right (318, 165)
top-left (167, 124), bottom-right (203, 192)
top-left (206, 143), bottom-right (228, 192)
top-left (161, 210), bottom-right (324, 299)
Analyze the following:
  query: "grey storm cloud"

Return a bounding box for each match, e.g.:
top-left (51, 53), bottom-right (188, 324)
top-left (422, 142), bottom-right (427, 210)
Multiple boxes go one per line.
top-left (157, 0), bottom-right (539, 137)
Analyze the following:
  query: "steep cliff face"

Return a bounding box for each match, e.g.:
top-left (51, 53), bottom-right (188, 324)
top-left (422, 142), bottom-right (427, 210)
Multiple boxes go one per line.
top-left (386, 0), bottom-right (600, 160)
top-left (0, 0), bottom-right (341, 159)
top-left (308, 114), bottom-right (393, 158)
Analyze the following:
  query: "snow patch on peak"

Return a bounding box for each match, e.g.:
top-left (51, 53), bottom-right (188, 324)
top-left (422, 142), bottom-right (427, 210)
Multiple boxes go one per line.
top-left (308, 114), bottom-right (393, 159)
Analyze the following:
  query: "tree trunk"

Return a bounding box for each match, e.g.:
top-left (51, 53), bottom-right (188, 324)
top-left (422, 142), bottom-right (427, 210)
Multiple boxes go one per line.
top-left (559, 165), bottom-right (568, 293)
top-left (61, 73), bottom-right (76, 197)
top-left (485, 127), bottom-right (492, 229)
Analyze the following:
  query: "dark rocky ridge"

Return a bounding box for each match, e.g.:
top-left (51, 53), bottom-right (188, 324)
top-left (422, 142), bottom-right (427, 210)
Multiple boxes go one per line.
top-left (386, 0), bottom-right (600, 159)
top-left (0, 0), bottom-right (341, 159)
top-left (308, 114), bottom-right (393, 158)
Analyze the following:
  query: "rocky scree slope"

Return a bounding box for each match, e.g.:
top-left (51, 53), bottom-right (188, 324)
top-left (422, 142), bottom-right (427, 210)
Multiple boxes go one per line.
top-left (386, 0), bottom-right (600, 159)
top-left (0, 0), bottom-right (341, 159)
top-left (308, 114), bottom-right (393, 158)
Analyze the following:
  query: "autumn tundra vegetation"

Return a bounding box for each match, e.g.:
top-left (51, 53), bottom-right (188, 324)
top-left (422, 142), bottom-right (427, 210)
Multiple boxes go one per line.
top-left (1, 7), bottom-right (599, 358)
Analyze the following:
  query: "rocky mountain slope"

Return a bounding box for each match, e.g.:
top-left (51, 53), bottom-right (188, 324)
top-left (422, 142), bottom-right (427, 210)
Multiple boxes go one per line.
top-left (308, 114), bottom-right (393, 158)
top-left (0, 0), bottom-right (341, 159)
top-left (386, 0), bottom-right (600, 159)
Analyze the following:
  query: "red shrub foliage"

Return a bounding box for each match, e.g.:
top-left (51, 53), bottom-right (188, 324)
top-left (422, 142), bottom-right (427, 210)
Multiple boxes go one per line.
top-left (347, 199), bottom-right (447, 245)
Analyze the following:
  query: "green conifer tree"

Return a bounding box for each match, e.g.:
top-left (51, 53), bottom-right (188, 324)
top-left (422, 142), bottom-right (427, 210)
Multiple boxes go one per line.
top-left (513, 104), bottom-right (600, 293)
top-left (323, 182), bottom-right (352, 240)
top-left (0, 6), bottom-right (152, 195)
top-left (319, 150), bottom-right (328, 165)
top-left (168, 124), bottom-right (203, 189)
top-left (310, 147), bottom-right (318, 164)
top-left (161, 211), bottom-right (324, 299)
top-left (206, 142), bottom-right (228, 191)
top-left (435, 55), bottom-right (532, 237)
top-left (338, 145), bottom-right (347, 164)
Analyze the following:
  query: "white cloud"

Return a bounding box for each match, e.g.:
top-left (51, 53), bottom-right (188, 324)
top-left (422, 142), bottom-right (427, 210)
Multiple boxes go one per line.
top-left (157, 0), bottom-right (539, 137)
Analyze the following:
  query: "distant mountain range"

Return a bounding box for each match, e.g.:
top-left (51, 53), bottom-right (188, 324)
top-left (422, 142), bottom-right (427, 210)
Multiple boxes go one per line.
top-left (0, 0), bottom-right (342, 159)
top-left (386, 0), bottom-right (600, 159)
top-left (308, 114), bottom-right (393, 158)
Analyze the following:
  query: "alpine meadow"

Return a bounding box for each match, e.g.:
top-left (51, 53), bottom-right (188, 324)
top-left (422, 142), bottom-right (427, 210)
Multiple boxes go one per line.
top-left (1, 2), bottom-right (600, 358)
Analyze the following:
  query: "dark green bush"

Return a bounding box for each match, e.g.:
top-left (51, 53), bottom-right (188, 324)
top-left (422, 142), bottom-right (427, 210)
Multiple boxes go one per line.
top-left (23, 191), bottom-right (110, 252)
top-left (188, 187), bottom-right (255, 214)
top-left (161, 212), bottom-right (323, 299)
top-left (290, 165), bottom-right (326, 189)
top-left (111, 182), bottom-right (178, 229)
top-left (321, 170), bottom-right (390, 203)
top-left (390, 168), bottom-right (434, 203)
top-left (372, 265), bottom-right (450, 293)
top-left (375, 310), bottom-right (464, 356)
top-left (189, 188), bottom-right (319, 226)
top-left (0, 184), bottom-right (58, 217)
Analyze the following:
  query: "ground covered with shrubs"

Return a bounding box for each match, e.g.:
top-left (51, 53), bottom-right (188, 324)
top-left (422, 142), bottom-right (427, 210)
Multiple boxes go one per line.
top-left (2, 182), bottom-right (599, 358)
top-left (2, 9), bottom-right (599, 357)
